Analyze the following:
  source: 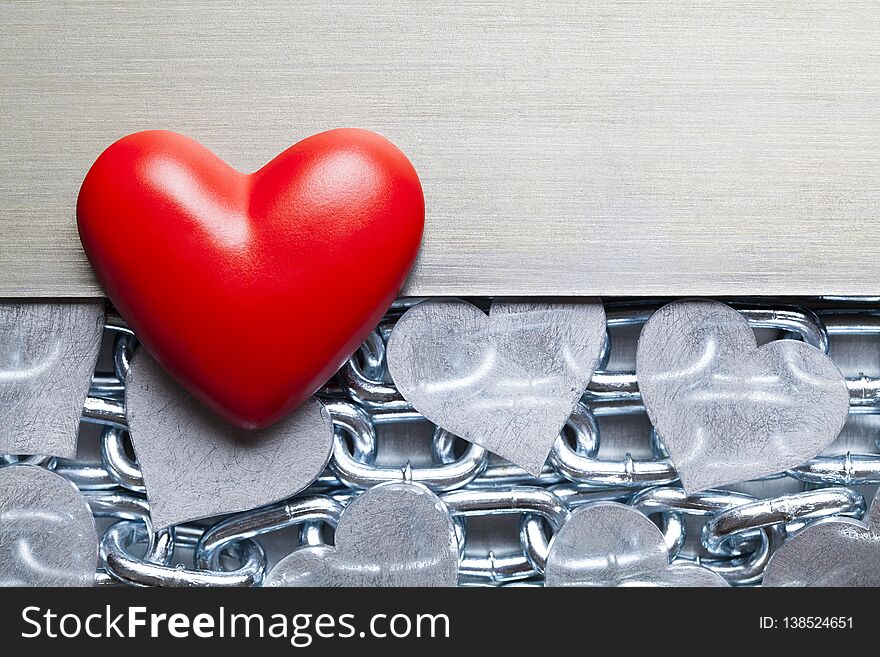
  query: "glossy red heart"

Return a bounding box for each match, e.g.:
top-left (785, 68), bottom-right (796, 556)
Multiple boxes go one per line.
top-left (78, 129), bottom-right (424, 429)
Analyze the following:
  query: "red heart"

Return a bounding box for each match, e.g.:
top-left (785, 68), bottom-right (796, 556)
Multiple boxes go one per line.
top-left (78, 129), bottom-right (424, 429)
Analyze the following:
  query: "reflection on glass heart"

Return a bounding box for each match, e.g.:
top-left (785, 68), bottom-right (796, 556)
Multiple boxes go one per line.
top-left (763, 489), bottom-right (880, 587)
top-left (544, 502), bottom-right (727, 587)
top-left (264, 481), bottom-right (459, 587)
top-left (636, 299), bottom-right (849, 493)
top-left (0, 302), bottom-right (103, 458)
top-left (126, 350), bottom-right (334, 530)
top-left (0, 465), bottom-right (98, 586)
top-left (387, 298), bottom-right (606, 475)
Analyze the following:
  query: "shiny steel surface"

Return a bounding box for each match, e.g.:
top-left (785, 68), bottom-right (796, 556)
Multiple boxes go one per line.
top-left (196, 496), bottom-right (344, 571)
top-left (326, 401), bottom-right (489, 491)
top-left (703, 488), bottom-right (865, 552)
top-left (102, 520), bottom-right (265, 587)
top-left (3, 296), bottom-right (880, 587)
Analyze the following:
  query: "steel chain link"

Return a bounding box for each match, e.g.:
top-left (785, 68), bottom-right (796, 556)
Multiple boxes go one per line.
top-left (5, 297), bottom-right (880, 586)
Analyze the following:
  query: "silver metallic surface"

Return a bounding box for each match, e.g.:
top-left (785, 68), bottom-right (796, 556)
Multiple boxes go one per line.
top-left (82, 394), bottom-right (126, 428)
top-left (53, 461), bottom-right (118, 491)
top-left (550, 438), bottom-right (678, 490)
top-left (4, 296), bottom-right (880, 587)
top-left (331, 427), bottom-right (488, 492)
top-left (788, 453), bottom-right (880, 486)
top-left (196, 496), bottom-right (343, 570)
top-left (636, 299), bottom-right (850, 493)
top-left (442, 485), bottom-right (570, 573)
top-left (703, 487), bottom-right (865, 552)
top-left (0, 302), bottom-right (103, 457)
top-left (547, 401), bottom-right (679, 488)
top-left (763, 489), bottom-right (880, 587)
top-left (387, 298), bottom-right (606, 475)
top-left (3, 3), bottom-right (880, 298)
top-left (544, 502), bottom-right (727, 587)
top-left (102, 520), bottom-right (265, 587)
top-left (326, 400), bottom-right (489, 491)
top-left (629, 486), bottom-right (777, 587)
top-left (126, 350), bottom-right (334, 529)
top-left (265, 482), bottom-right (459, 587)
top-left (100, 426), bottom-right (145, 492)
top-left (84, 489), bottom-right (172, 570)
top-left (0, 464), bottom-right (98, 586)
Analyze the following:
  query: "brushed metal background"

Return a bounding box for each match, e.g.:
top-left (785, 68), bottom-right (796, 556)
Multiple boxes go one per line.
top-left (1, 1), bottom-right (878, 297)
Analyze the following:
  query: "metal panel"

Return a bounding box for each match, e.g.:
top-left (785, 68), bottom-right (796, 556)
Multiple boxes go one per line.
top-left (1, 1), bottom-right (878, 297)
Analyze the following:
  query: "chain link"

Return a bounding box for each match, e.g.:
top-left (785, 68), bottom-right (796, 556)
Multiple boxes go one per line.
top-left (4, 297), bottom-right (880, 586)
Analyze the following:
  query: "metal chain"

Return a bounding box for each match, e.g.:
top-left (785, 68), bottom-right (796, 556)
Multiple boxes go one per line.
top-left (6, 297), bottom-right (880, 586)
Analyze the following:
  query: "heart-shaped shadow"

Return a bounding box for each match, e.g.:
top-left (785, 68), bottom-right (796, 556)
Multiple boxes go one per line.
top-left (126, 350), bottom-right (334, 530)
top-left (0, 465), bottom-right (98, 586)
top-left (636, 299), bottom-right (849, 493)
top-left (545, 502), bottom-right (727, 587)
top-left (0, 302), bottom-right (103, 458)
top-left (763, 489), bottom-right (880, 586)
top-left (387, 299), bottom-right (606, 475)
top-left (264, 481), bottom-right (459, 586)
